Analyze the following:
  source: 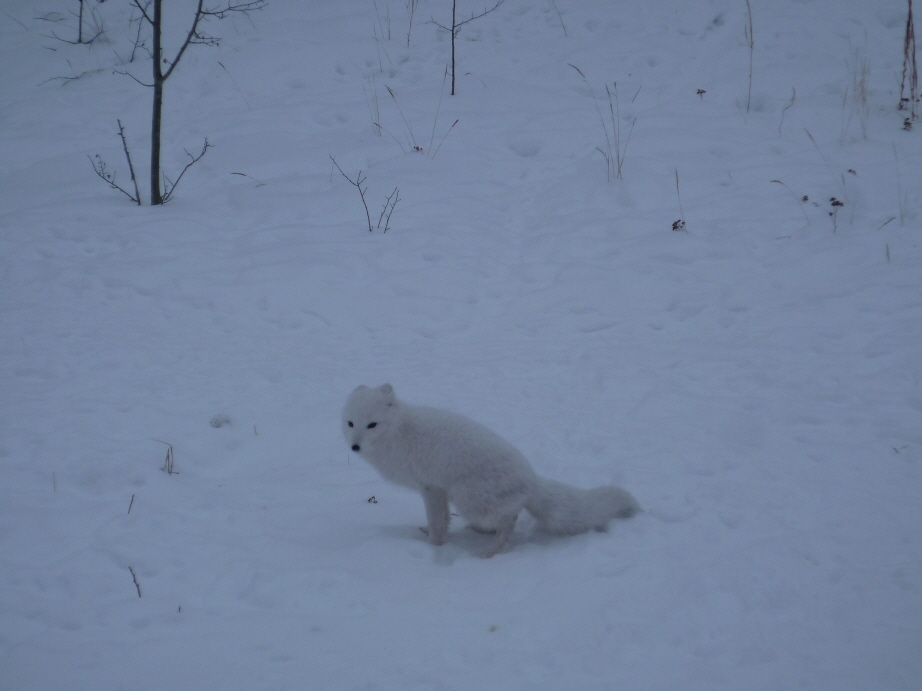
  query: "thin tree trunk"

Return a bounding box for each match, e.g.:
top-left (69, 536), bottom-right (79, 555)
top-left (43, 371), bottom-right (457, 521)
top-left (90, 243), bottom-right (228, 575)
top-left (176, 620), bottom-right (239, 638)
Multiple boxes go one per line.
top-left (450, 0), bottom-right (456, 95)
top-left (150, 0), bottom-right (164, 205)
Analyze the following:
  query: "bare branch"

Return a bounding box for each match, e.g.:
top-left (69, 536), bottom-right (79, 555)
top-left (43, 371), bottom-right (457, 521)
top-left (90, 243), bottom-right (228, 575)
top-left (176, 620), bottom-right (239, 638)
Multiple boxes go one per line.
top-left (201, 1), bottom-right (268, 19)
top-left (454, 0), bottom-right (506, 30)
top-left (330, 155), bottom-right (373, 232)
top-left (161, 139), bottom-right (212, 203)
top-left (114, 69), bottom-right (155, 88)
top-left (130, 0), bottom-right (154, 26)
top-left (3, 11), bottom-right (29, 32)
top-left (117, 120), bottom-right (143, 206)
top-left (90, 121), bottom-right (142, 204)
top-left (38, 60), bottom-right (105, 87)
top-left (160, 1), bottom-right (266, 81)
top-left (127, 2), bottom-right (150, 63)
top-left (128, 566), bottom-right (142, 598)
top-left (377, 188), bottom-right (400, 232)
top-left (90, 153), bottom-right (140, 204)
top-left (162, 0), bottom-right (206, 82)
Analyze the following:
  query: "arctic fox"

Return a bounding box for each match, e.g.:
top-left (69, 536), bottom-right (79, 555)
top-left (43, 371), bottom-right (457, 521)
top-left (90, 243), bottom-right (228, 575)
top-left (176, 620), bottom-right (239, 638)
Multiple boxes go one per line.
top-left (342, 384), bottom-right (640, 557)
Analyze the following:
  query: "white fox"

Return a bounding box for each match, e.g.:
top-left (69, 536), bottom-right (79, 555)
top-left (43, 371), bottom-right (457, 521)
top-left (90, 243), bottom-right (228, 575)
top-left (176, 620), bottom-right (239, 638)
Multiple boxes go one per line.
top-left (342, 384), bottom-right (640, 557)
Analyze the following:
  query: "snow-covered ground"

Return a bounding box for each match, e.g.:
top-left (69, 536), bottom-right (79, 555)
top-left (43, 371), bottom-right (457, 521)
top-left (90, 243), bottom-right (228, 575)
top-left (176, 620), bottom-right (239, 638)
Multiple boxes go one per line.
top-left (2, 1), bottom-right (921, 688)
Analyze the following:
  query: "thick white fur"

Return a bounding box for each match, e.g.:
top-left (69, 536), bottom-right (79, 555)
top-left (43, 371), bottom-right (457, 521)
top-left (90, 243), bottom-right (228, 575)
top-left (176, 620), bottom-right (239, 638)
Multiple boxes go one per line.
top-left (342, 384), bottom-right (640, 557)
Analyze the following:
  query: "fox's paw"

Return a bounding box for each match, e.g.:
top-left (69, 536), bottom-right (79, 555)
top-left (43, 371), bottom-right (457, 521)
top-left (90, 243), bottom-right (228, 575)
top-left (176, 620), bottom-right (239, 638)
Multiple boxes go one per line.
top-left (419, 526), bottom-right (447, 546)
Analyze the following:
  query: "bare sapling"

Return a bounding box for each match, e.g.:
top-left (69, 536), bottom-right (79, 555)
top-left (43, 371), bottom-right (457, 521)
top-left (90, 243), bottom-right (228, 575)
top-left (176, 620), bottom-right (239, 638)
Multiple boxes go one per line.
top-left (900, 0), bottom-right (919, 128)
top-left (330, 156), bottom-right (400, 233)
top-left (39, 0), bottom-right (107, 45)
top-left (431, 0), bottom-right (506, 95)
top-left (744, 0), bottom-right (754, 113)
top-left (104, 0), bottom-right (265, 205)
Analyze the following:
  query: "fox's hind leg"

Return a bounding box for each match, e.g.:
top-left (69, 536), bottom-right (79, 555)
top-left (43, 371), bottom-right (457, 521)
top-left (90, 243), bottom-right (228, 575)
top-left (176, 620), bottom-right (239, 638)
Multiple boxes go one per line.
top-left (480, 513), bottom-right (518, 558)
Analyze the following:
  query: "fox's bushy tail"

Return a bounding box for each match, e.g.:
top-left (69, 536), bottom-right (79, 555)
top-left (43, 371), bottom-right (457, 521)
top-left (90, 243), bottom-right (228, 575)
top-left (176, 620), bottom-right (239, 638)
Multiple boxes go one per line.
top-left (526, 477), bottom-right (640, 535)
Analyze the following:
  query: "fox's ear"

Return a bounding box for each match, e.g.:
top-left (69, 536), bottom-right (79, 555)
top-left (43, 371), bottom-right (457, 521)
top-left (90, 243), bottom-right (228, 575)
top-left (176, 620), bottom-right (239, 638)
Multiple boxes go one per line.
top-left (379, 383), bottom-right (396, 404)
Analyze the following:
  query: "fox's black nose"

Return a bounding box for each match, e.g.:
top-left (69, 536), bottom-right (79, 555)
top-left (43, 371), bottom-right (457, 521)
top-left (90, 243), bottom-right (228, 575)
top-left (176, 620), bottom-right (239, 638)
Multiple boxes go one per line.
top-left (351, 444), bottom-right (361, 452)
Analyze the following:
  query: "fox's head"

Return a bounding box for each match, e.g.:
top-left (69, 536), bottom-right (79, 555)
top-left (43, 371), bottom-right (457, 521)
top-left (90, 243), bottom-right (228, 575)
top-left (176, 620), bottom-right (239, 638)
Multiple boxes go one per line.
top-left (342, 383), bottom-right (397, 454)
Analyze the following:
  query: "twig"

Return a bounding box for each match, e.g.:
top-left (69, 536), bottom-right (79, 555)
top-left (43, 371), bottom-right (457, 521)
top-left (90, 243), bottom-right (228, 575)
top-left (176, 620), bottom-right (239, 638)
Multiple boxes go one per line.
top-left (569, 66), bottom-right (636, 179)
top-left (428, 66), bottom-right (450, 154)
top-left (606, 82), bottom-right (635, 179)
top-left (127, 2), bottom-right (148, 63)
top-left (128, 494), bottom-right (136, 514)
top-left (744, 0), bottom-right (754, 113)
top-left (805, 129), bottom-right (846, 198)
top-left (900, 0), bottom-right (918, 124)
top-left (377, 188), bottom-right (401, 232)
top-left (3, 11), bottom-right (29, 31)
top-left (841, 39), bottom-right (870, 141)
top-left (385, 85), bottom-right (420, 152)
top-left (779, 87), bottom-right (796, 136)
top-left (218, 61), bottom-right (251, 110)
top-left (405, 0), bottom-right (420, 47)
top-left (373, 0), bottom-right (392, 41)
top-left (364, 73), bottom-right (382, 137)
top-left (128, 566), bottom-right (142, 598)
top-left (432, 0), bottom-right (506, 32)
top-left (770, 179), bottom-right (811, 226)
top-left (569, 64), bottom-right (613, 180)
top-left (673, 170), bottom-right (687, 231)
top-left (231, 171), bottom-right (265, 187)
top-left (90, 153), bottom-right (141, 205)
top-left (330, 156), bottom-right (373, 232)
top-left (154, 440), bottom-right (178, 474)
top-left (38, 60), bottom-right (105, 86)
top-left (829, 197), bottom-right (844, 233)
top-left (117, 120), bottom-right (142, 205)
top-left (113, 68), bottom-right (154, 89)
top-left (161, 139), bottom-right (212, 204)
top-left (431, 119), bottom-right (459, 159)
top-left (549, 0), bottom-right (567, 37)
top-left (894, 144), bottom-right (905, 226)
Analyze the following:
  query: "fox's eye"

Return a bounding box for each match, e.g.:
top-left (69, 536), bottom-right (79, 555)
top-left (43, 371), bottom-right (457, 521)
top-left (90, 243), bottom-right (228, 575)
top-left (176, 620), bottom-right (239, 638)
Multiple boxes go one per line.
top-left (367, 422), bottom-right (377, 429)
top-left (347, 421), bottom-right (354, 427)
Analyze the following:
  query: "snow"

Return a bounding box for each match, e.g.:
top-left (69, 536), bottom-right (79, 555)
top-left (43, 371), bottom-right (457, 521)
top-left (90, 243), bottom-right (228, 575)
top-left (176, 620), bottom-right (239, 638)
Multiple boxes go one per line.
top-left (2, 0), bottom-right (921, 688)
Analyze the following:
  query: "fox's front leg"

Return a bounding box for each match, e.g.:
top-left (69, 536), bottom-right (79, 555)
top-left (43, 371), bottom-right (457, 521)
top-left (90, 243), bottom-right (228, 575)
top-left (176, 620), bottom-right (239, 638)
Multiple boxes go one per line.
top-left (421, 486), bottom-right (450, 546)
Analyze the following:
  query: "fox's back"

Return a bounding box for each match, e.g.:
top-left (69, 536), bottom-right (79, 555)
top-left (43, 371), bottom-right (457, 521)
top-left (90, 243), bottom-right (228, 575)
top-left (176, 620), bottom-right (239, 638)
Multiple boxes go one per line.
top-left (379, 404), bottom-right (537, 490)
